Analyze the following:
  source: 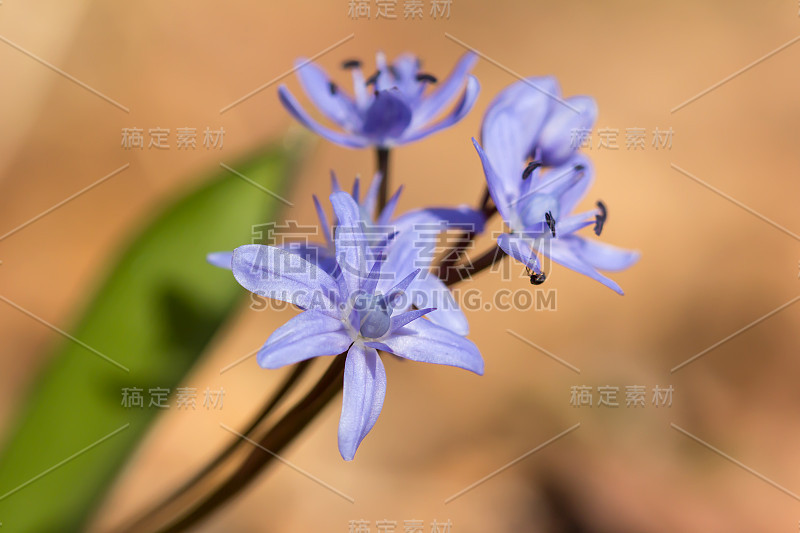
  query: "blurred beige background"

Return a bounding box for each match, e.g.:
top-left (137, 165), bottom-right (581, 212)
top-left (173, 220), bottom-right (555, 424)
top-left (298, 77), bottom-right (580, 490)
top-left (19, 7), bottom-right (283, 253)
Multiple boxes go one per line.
top-left (2, 0), bottom-right (800, 531)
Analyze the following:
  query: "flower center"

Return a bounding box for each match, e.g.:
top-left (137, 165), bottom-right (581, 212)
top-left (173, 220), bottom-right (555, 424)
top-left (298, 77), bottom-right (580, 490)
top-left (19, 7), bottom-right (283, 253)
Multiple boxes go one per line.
top-left (518, 193), bottom-right (560, 232)
top-left (352, 293), bottom-right (391, 339)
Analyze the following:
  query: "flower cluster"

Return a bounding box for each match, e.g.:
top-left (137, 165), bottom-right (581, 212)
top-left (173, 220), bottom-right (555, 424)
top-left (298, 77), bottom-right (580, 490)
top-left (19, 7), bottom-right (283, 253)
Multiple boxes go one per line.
top-left (210, 52), bottom-right (637, 460)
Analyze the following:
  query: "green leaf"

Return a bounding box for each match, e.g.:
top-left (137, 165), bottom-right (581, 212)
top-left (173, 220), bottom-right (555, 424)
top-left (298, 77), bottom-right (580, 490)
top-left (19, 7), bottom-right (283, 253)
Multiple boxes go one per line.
top-left (0, 146), bottom-right (297, 531)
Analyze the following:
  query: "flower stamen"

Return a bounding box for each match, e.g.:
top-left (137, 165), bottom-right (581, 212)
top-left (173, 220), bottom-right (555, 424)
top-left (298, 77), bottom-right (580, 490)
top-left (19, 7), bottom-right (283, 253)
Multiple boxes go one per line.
top-left (594, 200), bottom-right (607, 236)
top-left (545, 211), bottom-right (556, 238)
top-left (521, 160), bottom-right (542, 180)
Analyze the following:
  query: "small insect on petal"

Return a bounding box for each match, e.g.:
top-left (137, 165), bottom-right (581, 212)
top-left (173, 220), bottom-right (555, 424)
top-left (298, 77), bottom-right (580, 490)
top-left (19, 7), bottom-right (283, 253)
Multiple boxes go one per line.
top-left (525, 266), bottom-right (547, 285)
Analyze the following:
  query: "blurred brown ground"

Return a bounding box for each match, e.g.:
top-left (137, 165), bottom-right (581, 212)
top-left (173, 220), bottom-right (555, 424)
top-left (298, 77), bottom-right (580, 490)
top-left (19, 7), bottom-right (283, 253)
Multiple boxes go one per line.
top-left (2, 0), bottom-right (800, 531)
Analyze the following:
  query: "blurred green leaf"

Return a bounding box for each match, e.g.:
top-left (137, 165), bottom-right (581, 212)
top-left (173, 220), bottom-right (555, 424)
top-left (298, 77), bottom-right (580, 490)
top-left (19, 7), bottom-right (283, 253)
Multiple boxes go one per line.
top-left (0, 146), bottom-right (296, 531)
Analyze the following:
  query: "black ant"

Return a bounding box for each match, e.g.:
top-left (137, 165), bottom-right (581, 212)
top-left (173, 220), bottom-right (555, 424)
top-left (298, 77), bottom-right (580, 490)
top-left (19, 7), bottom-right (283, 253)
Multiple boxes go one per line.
top-left (525, 266), bottom-right (547, 285)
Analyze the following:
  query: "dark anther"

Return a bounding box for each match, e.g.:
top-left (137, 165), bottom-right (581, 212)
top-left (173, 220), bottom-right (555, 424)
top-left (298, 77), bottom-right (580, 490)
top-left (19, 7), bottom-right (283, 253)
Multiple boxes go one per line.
top-left (545, 211), bottom-right (556, 238)
top-left (522, 161), bottom-right (542, 180)
top-left (342, 59), bottom-right (362, 70)
top-left (574, 164), bottom-right (585, 172)
top-left (416, 73), bottom-right (438, 84)
top-left (328, 81), bottom-right (338, 95)
top-left (365, 71), bottom-right (381, 86)
top-left (594, 200), bottom-right (607, 236)
top-left (388, 65), bottom-right (399, 78)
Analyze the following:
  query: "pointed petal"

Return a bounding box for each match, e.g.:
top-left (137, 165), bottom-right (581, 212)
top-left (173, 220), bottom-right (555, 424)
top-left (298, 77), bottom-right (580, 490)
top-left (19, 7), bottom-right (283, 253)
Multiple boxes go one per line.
top-left (412, 52), bottom-right (478, 127)
top-left (368, 319), bottom-right (483, 375)
top-left (400, 75), bottom-right (480, 144)
top-left (330, 170), bottom-right (343, 193)
top-left (409, 273), bottom-right (469, 335)
top-left (546, 239), bottom-right (625, 294)
top-left (472, 138), bottom-right (515, 222)
top-left (331, 191), bottom-right (369, 293)
top-left (561, 235), bottom-right (640, 272)
top-left (232, 244), bottom-right (340, 314)
top-left (363, 172), bottom-right (383, 220)
top-left (207, 251), bottom-right (233, 270)
top-left (351, 176), bottom-right (361, 203)
top-left (278, 85), bottom-right (369, 149)
top-left (312, 194), bottom-right (334, 247)
top-left (295, 59), bottom-right (360, 129)
top-left (389, 307), bottom-right (434, 330)
top-left (497, 233), bottom-right (542, 273)
top-left (338, 345), bottom-right (386, 460)
top-left (376, 185), bottom-right (404, 226)
top-left (258, 310), bottom-right (352, 369)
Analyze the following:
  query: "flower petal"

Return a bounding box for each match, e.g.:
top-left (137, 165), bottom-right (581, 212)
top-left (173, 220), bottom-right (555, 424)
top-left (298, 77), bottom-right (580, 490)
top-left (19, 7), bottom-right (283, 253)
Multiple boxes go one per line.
top-left (497, 233), bottom-right (542, 274)
top-left (312, 194), bottom-right (334, 248)
top-left (232, 244), bottom-right (340, 314)
top-left (480, 76), bottom-right (561, 196)
top-left (412, 52), bottom-right (478, 127)
top-left (389, 307), bottom-right (434, 330)
top-left (363, 172), bottom-right (383, 220)
top-left (560, 235), bottom-right (640, 272)
top-left (409, 273), bottom-right (470, 335)
top-left (472, 138), bottom-right (515, 223)
top-left (399, 75), bottom-right (480, 144)
top-left (368, 318), bottom-right (483, 375)
top-left (258, 310), bottom-right (352, 369)
top-left (338, 344), bottom-right (386, 460)
top-left (546, 239), bottom-right (625, 294)
top-left (278, 85), bottom-right (369, 149)
top-left (207, 251), bottom-right (233, 270)
top-left (280, 241), bottom-right (338, 274)
top-left (537, 95), bottom-right (597, 167)
top-left (331, 191), bottom-right (369, 293)
top-left (295, 59), bottom-right (360, 130)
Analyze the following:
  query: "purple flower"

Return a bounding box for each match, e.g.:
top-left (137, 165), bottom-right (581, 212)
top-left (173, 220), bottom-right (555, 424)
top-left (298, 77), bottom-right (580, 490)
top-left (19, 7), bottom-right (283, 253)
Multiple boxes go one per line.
top-left (278, 52), bottom-right (480, 148)
top-left (211, 171), bottom-right (485, 334)
top-left (473, 77), bottom-right (638, 294)
top-left (231, 191), bottom-right (483, 460)
top-left (310, 172), bottom-right (484, 334)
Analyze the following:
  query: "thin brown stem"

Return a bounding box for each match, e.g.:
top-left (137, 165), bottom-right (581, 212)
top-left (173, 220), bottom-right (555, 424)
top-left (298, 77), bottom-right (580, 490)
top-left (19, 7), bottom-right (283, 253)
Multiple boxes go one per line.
top-left (376, 147), bottom-right (390, 213)
top-left (117, 360), bottom-right (312, 532)
top-left (157, 354), bottom-right (347, 533)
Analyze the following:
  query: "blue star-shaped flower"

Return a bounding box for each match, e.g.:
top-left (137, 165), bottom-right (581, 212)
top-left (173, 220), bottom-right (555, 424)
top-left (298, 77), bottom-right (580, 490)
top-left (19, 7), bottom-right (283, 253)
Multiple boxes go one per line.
top-left (231, 191), bottom-right (483, 460)
top-left (278, 52), bottom-right (480, 148)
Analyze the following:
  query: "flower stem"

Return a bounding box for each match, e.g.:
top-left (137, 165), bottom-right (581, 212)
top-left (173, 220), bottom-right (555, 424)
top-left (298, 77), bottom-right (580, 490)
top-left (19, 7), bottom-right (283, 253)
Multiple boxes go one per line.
top-left (441, 245), bottom-right (505, 286)
top-left (376, 147), bottom-right (390, 213)
top-left (118, 360), bottom-right (312, 532)
top-left (132, 355), bottom-right (346, 533)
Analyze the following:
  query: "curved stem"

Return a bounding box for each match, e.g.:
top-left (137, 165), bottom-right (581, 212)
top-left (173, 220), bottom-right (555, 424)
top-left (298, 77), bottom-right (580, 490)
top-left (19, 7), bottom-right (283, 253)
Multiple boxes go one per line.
top-left (117, 360), bottom-right (312, 533)
top-left (159, 354), bottom-right (347, 533)
top-left (441, 245), bottom-right (505, 286)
